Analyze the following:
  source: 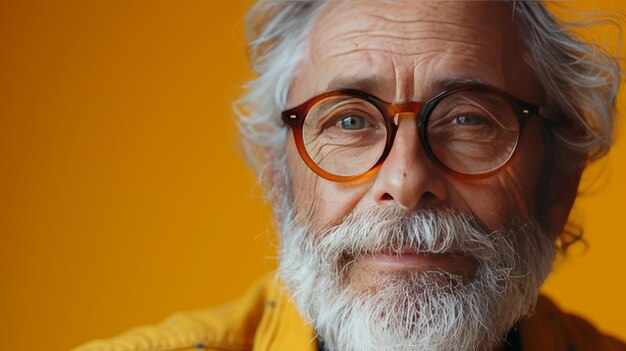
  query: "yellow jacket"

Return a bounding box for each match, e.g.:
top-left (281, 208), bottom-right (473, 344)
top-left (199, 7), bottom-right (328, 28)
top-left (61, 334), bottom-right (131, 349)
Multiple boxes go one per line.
top-left (73, 274), bottom-right (625, 351)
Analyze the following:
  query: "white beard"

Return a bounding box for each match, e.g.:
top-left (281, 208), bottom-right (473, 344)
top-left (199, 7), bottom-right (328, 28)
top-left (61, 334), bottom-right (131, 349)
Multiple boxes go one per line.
top-left (278, 206), bottom-right (555, 351)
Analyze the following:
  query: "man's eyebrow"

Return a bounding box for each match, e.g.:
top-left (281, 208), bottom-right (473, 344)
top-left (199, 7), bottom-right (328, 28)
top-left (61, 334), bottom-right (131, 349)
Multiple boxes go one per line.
top-left (433, 77), bottom-right (489, 90)
top-left (325, 76), bottom-right (494, 101)
top-left (328, 76), bottom-right (490, 91)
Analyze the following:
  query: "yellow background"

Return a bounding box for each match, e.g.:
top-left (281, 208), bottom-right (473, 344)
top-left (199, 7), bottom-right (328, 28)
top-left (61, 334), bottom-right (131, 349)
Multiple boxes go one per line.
top-left (0, 1), bottom-right (624, 350)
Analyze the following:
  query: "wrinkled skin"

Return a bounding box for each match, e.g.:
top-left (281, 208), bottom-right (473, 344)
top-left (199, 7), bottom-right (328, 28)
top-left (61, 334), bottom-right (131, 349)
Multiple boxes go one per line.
top-left (285, 1), bottom-right (570, 288)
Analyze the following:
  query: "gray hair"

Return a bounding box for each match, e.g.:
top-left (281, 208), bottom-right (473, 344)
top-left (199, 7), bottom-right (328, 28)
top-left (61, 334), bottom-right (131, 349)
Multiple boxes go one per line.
top-left (234, 1), bottom-right (621, 239)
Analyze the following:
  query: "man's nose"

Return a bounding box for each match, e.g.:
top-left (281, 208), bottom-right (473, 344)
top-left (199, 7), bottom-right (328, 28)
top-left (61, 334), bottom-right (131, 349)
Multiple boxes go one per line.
top-left (370, 113), bottom-right (448, 209)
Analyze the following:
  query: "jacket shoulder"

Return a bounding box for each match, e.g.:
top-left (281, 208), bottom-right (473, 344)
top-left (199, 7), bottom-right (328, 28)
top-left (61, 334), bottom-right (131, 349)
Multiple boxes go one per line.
top-left (72, 274), bottom-right (278, 351)
top-left (521, 295), bottom-right (626, 351)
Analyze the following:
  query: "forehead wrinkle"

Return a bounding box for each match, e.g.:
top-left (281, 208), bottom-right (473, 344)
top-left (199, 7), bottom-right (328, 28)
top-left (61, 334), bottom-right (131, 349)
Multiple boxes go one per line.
top-left (324, 32), bottom-right (491, 50)
top-left (314, 22), bottom-right (503, 57)
top-left (312, 3), bottom-right (510, 48)
top-left (314, 45), bottom-right (502, 100)
top-left (309, 49), bottom-right (396, 97)
top-left (298, 0), bottom-right (525, 103)
top-left (411, 57), bottom-right (439, 99)
top-left (326, 48), bottom-right (497, 63)
top-left (313, 24), bottom-right (504, 68)
top-left (323, 41), bottom-right (488, 59)
top-left (391, 55), bottom-right (406, 101)
top-left (366, 13), bottom-right (506, 33)
top-left (308, 2), bottom-right (510, 81)
top-left (333, 18), bottom-right (507, 45)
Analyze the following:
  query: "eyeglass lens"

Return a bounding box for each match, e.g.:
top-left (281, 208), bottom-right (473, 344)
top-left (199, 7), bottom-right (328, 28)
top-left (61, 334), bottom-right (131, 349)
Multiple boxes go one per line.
top-left (301, 90), bottom-right (521, 177)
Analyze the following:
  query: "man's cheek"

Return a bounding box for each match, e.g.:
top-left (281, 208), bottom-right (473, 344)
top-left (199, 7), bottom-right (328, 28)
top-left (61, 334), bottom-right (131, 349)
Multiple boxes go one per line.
top-left (291, 172), bottom-right (317, 224)
top-left (311, 181), bottom-right (376, 229)
top-left (456, 185), bottom-right (518, 231)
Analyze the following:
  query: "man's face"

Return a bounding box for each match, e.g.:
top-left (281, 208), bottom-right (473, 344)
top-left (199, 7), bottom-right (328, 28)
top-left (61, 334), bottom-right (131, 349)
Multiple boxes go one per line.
top-left (279, 1), bottom-right (556, 350)
top-left (286, 0), bottom-right (546, 287)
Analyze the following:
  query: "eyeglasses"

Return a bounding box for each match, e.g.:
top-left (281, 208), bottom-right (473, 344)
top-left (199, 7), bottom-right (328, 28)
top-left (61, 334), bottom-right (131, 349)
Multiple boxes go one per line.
top-left (282, 83), bottom-right (540, 182)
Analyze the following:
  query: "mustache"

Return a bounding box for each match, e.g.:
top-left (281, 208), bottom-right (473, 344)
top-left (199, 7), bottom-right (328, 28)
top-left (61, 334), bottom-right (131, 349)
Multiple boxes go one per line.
top-left (303, 206), bottom-right (524, 270)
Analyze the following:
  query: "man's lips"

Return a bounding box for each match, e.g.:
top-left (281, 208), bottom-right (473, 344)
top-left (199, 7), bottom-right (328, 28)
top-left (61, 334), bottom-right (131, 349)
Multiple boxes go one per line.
top-left (352, 250), bottom-right (478, 276)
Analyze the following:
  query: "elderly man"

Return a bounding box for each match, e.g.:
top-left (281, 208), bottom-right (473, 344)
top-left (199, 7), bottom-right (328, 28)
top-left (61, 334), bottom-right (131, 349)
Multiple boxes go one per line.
top-left (75, 1), bottom-right (624, 351)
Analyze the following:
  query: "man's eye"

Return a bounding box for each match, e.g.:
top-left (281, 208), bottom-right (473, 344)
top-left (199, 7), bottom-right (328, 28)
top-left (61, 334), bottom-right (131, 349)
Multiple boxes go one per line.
top-left (452, 114), bottom-right (487, 126)
top-left (338, 115), bottom-right (367, 130)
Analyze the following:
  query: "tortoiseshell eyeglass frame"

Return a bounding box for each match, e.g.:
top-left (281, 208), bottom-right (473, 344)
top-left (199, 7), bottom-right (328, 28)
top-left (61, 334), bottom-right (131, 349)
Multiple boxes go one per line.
top-left (281, 83), bottom-right (541, 182)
